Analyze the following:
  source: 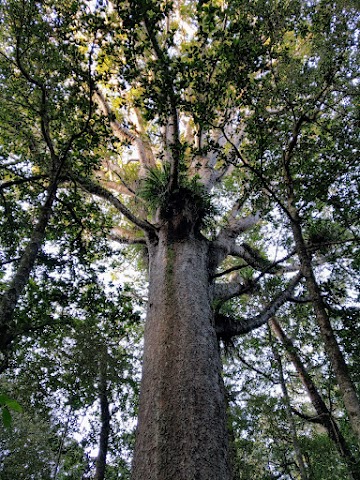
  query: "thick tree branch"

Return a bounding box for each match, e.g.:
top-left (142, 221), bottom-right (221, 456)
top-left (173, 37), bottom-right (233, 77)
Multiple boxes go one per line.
top-left (95, 90), bottom-right (154, 171)
top-left (213, 250), bottom-right (301, 305)
top-left (229, 243), bottom-right (298, 274)
top-left (215, 272), bottom-right (303, 337)
top-left (142, 17), bottom-right (180, 192)
top-left (95, 174), bottom-right (135, 197)
top-left (109, 227), bottom-right (146, 245)
top-left (73, 174), bottom-right (156, 234)
top-left (218, 205), bottom-right (261, 240)
top-left (291, 407), bottom-right (324, 424)
top-left (212, 262), bottom-right (248, 279)
top-left (213, 279), bottom-right (256, 304)
top-left (95, 90), bottom-right (137, 143)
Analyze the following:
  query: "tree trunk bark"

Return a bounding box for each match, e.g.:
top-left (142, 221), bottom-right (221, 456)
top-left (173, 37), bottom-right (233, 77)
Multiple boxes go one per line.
top-left (289, 213), bottom-right (360, 446)
top-left (270, 318), bottom-right (360, 479)
top-left (0, 181), bottom-right (58, 353)
top-left (94, 346), bottom-right (111, 480)
top-left (270, 327), bottom-right (309, 480)
top-left (131, 228), bottom-right (231, 480)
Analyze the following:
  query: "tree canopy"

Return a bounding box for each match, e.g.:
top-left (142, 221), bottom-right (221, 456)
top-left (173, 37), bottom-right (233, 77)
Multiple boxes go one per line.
top-left (0, 0), bottom-right (359, 479)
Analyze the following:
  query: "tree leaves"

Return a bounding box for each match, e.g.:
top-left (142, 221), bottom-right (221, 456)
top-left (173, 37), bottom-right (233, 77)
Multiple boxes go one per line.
top-left (0, 393), bottom-right (22, 427)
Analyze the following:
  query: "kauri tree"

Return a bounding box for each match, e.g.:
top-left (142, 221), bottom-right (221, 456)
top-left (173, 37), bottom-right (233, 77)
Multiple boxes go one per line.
top-left (0, 0), bottom-right (359, 479)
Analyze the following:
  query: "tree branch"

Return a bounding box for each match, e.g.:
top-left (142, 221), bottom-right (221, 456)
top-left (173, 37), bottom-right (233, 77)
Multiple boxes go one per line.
top-left (95, 90), bottom-right (154, 171)
top-left (60, 44), bottom-right (95, 161)
top-left (215, 272), bottom-right (303, 337)
top-left (15, 34), bottom-right (58, 164)
top-left (142, 17), bottom-right (180, 192)
top-left (229, 243), bottom-right (298, 274)
top-left (213, 279), bottom-right (256, 304)
top-left (0, 174), bottom-right (46, 190)
top-left (211, 262), bottom-right (248, 279)
top-left (109, 227), bottom-right (147, 245)
top-left (237, 354), bottom-right (276, 383)
top-left (73, 174), bottom-right (156, 234)
top-left (218, 205), bottom-right (261, 240)
top-left (220, 126), bottom-right (293, 219)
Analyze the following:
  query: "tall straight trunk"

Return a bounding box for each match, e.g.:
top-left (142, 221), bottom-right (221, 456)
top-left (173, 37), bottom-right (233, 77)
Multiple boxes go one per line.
top-left (0, 181), bottom-right (58, 353)
top-left (94, 346), bottom-right (111, 480)
top-left (289, 212), bottom-right (360, 446)
top-left (270, 328), bottom-right (309, 480)
top-left (270, 318), bottom-right (360, 479)
top-left (132, 228), bottom-right (231, 480)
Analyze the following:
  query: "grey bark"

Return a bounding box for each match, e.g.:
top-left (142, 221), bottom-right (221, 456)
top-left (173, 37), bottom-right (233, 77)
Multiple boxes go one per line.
top-left (132, 216), bottom-right (231, 480)
top-left (214, 272), bottom-right (302, 338)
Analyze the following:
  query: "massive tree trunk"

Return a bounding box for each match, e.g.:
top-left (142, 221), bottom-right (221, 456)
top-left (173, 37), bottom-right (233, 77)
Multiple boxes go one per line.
top-left (132, 205), bottom-right (231, 480)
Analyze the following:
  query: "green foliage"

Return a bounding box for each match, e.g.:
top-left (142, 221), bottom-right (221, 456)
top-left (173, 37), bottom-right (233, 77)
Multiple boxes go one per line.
top-left (0, 0), bottom-right (359, 478)
top-left (138, 163), bottom-right (214, 224)
top-left (0, 393), bottom-right (22, 427)
top-left (138, 164), bottom-right (171, 213)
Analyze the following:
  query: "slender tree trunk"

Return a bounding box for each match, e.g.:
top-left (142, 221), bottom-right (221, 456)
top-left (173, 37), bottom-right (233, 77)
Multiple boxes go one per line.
top-left (132, 227), bottom-right (231, 479)
top-left (270, 327), bottom-right (309, 480)
top-left (270, 318), bottom-right (360, 479)
top-left (283, 164), bottom-right (360, 446)
top-left (0, 181), bottom-right (58, 352)
top-left (54, 408), bottom-right (72, 480)
top-left (94, 346), bottom-right (111, 480)
top-left (289, 213), bottom-right (360, 446)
